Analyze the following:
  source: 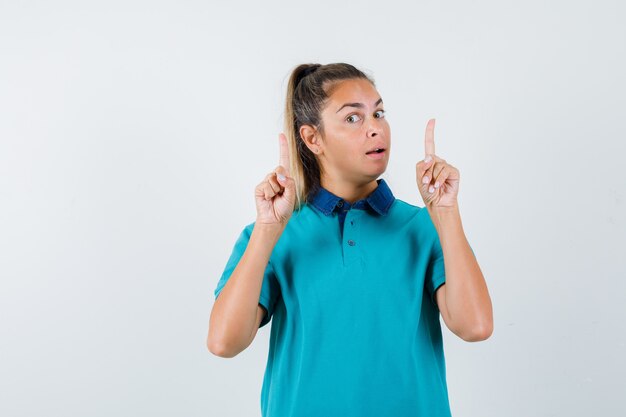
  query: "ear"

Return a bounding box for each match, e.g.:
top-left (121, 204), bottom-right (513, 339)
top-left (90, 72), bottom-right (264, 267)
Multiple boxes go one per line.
top-left (299, 124), bottom-right (321, 152)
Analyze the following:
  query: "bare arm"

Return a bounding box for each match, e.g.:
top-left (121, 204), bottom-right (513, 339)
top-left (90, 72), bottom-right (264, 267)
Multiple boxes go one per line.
top-left (207, 223), bottom-right (284, 357)
top-left (208, 132), bottom-right (295, 357)
top-left (431, 204), bottom-right (493, 342)
top-left (416, 119), bottom-right (492, 343)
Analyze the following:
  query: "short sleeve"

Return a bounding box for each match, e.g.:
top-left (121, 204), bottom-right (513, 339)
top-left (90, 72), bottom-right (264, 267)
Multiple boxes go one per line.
top-left (424, 227), bottom-right (476, 308)
top-left (425, 235), bottom-right (446, 307)
top-left (213, 223), bottom-right (281, 328)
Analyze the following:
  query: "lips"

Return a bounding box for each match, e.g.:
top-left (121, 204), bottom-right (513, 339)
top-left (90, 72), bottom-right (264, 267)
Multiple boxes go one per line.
top-left (366, 146), bottom-right (386, 154)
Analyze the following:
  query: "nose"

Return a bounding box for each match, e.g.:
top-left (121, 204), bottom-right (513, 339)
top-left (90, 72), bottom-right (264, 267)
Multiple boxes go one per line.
top-left (366, 117), bottom-right (384, 138)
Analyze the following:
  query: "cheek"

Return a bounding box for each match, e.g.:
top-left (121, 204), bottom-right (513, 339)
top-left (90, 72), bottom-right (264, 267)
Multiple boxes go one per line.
top-left (382, 120), bottom-right (391, 135)
top-left (352, 144), bottom-right (367, 162)
top-left (332, 143), bottom-right (361, 165)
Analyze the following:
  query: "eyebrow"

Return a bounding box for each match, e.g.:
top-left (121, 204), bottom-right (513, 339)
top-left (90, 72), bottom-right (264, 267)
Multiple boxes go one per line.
top-left (336, 98), bottom-right (383, 113)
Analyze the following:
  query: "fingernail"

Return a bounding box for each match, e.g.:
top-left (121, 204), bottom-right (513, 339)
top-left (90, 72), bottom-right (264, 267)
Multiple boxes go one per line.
top-left (422, 176), bottom-right (429, 184)
top-left (277, 174), bottom-right (286, 181)
top-left (434, 181), bottom-right (440, 188)
top-left (424, 155), bottom-right (432, 163)
top-left (429, 185), bottom-right (435, 193)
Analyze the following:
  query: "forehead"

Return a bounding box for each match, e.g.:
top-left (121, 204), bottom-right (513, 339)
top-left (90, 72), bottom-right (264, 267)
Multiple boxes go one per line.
top-left (325, 78), bottom-right (379, 105)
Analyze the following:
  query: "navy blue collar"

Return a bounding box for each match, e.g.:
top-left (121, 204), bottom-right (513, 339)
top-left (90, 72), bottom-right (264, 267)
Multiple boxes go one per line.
top-left (308, 178), bottom-right (395, 216)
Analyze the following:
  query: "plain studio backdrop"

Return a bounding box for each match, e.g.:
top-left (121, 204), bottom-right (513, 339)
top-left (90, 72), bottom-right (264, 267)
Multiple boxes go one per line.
top-left (1, 1), bottom-right (624, 416)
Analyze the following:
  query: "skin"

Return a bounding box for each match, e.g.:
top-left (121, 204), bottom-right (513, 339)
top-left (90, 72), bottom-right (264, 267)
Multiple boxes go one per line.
top-left (415, 119), bottom-right (493, 341)
top-left (255, 79), bottom-right (493, 343)
top-left (299, 78), bottom-right (390, 204)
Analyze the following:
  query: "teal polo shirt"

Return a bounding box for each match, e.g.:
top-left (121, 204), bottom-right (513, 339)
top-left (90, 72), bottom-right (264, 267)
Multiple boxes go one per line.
top-left (214, 178), bottom-right (453, 417)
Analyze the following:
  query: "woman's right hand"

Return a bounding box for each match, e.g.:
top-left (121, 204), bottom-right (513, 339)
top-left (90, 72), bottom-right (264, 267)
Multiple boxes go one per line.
top-left (254, 133), bottom-right (296, 227)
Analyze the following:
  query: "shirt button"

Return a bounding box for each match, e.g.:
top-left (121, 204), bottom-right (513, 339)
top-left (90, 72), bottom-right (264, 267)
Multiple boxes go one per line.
top-left (337, 200), bottom-right (343, 207)
top-left (347, 239), bottom-right (355, 246)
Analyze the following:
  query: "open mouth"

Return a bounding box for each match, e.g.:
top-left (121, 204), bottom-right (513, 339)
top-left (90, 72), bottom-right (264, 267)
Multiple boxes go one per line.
top-left (366, 148), bottom-right (386, 155)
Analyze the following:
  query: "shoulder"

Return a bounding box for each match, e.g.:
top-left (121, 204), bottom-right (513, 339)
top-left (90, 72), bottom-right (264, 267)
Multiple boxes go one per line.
top-left (388, 198), bottom-right (438, 238)
top-left (240, 204), bottom-right (317, 247)
top-left (390, 197), bottom-right (423, 213)
top-left (387, 198), bottom-right (428, 223)
top-left (233, 221), bottom-right (256, 243)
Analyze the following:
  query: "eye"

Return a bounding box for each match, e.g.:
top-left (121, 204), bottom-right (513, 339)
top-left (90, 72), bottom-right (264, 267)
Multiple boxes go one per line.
top-left (375, 109), bottom-right (386, 118)
top-left (346, 114), bottom-right (362, 123)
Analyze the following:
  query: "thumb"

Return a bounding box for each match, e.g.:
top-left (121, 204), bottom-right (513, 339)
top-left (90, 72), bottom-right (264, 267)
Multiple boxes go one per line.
top-left (276, 170), bottom-right (296, 199)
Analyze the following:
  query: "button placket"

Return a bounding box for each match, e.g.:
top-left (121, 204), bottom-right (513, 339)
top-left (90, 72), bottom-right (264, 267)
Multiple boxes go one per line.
top-left (342, 210), bottom-right (362, 266)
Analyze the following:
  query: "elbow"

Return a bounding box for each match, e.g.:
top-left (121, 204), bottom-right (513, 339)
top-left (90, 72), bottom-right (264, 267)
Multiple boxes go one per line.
top-left (207, 337), bottom-right (226, 357)
top-left (207, 303), bottom-right (246, 358)
top-left (460, 320), bottom-right (494, 342)
top-left (207, 325), bottom-right (244, 358)
top-left (207, 336), bottom-right (240, 358)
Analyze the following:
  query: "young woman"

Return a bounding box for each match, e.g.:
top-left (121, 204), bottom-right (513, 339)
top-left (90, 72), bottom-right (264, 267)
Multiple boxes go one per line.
top-left (208, 63), bottom-right (493, 417)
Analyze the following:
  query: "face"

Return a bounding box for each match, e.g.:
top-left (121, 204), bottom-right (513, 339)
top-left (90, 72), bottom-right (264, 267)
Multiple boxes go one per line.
top-left (305, 78), bottom-right (391, 184)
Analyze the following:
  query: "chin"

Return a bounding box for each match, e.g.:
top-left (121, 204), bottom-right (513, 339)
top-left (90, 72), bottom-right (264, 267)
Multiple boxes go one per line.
top-left (368, 164), bottom-right (388, 177)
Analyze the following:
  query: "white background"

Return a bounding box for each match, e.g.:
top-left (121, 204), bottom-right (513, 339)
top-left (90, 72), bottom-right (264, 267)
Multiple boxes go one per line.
top-left (1, 1), bottom-right (624, 416)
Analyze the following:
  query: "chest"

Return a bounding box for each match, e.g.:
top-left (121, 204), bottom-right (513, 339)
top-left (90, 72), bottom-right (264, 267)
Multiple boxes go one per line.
top-left (271, 212), bottom-right (433, 313)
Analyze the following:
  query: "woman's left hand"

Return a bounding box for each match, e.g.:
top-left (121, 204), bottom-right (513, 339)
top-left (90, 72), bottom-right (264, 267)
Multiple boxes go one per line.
top-left (415, 119), bottom-right (460, 209)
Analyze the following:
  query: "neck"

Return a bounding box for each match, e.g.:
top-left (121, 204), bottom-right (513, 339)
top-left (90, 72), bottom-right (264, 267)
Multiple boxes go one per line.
top-left (320, 176), bottom-right (379, 204)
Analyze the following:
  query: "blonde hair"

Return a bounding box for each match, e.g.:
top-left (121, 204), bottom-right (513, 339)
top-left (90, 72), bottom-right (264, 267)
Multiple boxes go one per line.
top-left (282, 63), bottom-right (376, 211)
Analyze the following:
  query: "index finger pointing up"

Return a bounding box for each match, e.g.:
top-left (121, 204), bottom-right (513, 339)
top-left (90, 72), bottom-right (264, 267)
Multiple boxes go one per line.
top-left (278, 133), bottom-right (291, 175)
top-left (424, 118), bottom-right (436, 157)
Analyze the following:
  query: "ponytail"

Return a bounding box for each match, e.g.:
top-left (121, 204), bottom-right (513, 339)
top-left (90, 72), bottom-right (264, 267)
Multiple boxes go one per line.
top-left (282, 62), bottom-right (375, 211)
